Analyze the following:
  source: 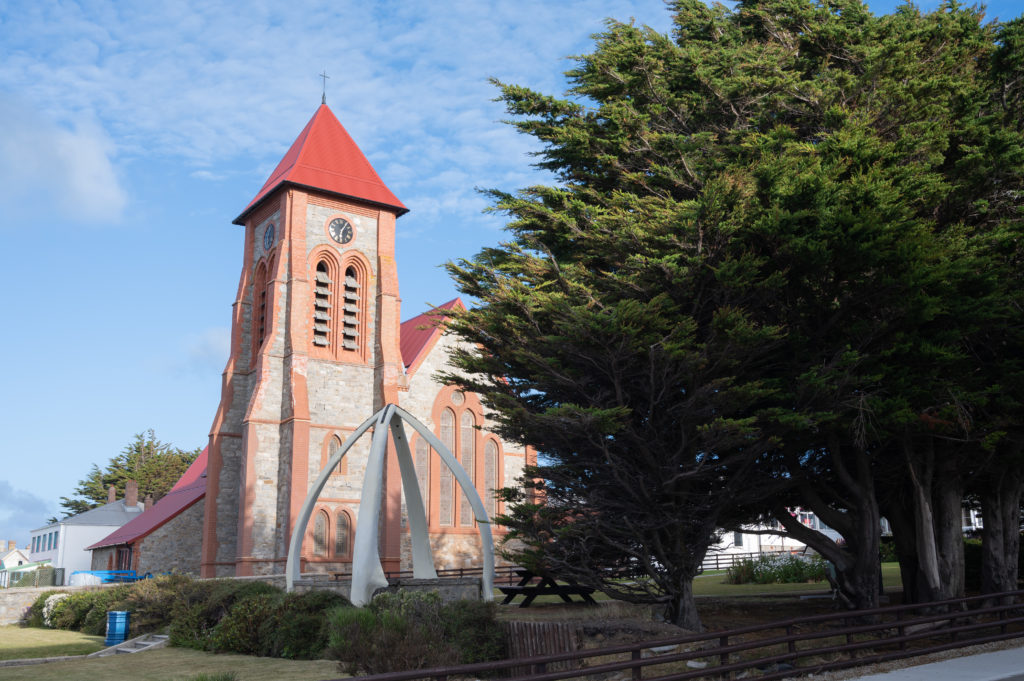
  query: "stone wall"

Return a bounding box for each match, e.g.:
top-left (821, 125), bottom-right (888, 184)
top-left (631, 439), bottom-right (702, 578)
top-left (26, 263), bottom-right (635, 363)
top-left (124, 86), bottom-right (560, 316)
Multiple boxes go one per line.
top-left (136, 499), bottom-right (204, 575)
top-left (0, 585), bottom-right (106, 626)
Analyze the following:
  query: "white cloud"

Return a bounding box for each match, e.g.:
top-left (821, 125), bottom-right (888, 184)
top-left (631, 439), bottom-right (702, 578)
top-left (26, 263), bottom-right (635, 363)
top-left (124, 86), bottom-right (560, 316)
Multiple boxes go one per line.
top-left (0, 480), bottom-right (57, 543)
top-left (0, 97), bottom-right (127, 224)
top-left (181, 326), bottom-right (231, 374)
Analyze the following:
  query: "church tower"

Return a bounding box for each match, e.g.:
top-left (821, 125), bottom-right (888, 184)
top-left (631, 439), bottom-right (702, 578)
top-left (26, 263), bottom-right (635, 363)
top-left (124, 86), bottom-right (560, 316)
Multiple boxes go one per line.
top-left (201, 104), bottom-right (409, 577)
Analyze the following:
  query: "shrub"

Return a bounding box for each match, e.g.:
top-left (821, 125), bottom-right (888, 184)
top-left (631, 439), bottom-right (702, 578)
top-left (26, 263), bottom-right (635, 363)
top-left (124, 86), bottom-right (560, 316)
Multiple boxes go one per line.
top-left (209, 593), bottom-right (283, 656)
top-left (25, 590), bottom-right (66, 628)
top-left (879, 537), bottom-right (898, 563)
top-left (268, 590), bottom-right (350, 660)
top-left (326, 591), bottom-right (506, 675)
top-left (48, 591), bottom-right (97, 630)
top-left (169, 579), bottom-right (283, 650)
top-left (725, 553), bottom-right (827, 585)
top-left (440, 599), bottom-right (506, 664)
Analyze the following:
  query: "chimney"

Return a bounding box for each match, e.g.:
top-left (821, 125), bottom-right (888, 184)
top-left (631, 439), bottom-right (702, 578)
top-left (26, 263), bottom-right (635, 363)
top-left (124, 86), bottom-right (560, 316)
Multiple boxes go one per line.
top-left (108, 485), bottom-right (117, 504)
top-left (125, 480), bottom-right (138, 508)
top-left (143, 494), bottom-right (154, 511)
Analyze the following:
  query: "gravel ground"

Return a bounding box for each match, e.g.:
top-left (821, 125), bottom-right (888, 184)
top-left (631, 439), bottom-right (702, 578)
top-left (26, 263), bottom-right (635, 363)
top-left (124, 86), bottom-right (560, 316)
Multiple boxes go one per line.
top-left (779, 637), bottom-right (1024, 680)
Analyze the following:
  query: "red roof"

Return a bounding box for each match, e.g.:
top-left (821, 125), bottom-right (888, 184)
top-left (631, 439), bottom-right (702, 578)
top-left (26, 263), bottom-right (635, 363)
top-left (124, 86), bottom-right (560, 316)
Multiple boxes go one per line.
top-left (87, 448), bottom-right (208, 550)
top-left (400, 298), bottom-right (463, 374)
top-left (235, 104), bottom-right (408, 225)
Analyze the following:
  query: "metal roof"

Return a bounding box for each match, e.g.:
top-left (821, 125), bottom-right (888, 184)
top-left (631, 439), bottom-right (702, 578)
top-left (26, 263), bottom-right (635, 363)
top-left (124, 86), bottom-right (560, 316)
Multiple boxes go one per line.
top-left (234, 103), bottom-right (408, 225)
top-left (399, 298), bottom-right (463, 374)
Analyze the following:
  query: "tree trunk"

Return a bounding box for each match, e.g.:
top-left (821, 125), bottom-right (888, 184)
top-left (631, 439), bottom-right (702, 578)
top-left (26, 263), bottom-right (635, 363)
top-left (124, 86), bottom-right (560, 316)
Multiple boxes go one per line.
top-left (932, 449), bottom-right (964, 599)
top-left (881, 492), bottom-right (925, 603)
top-left (980, 472), bottom-right (1023, 595)
top-left (666, 578), bottom-right (702, 631)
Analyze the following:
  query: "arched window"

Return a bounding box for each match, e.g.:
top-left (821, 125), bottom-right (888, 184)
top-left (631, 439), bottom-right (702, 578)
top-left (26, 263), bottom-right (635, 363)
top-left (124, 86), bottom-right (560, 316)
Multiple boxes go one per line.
top-left (335, 511), bottom-right (351, 558)
top-left (313, 510), bottom-right (329, 557)
top-left (328, 435), bottom-right (346, 475)
top-left (415, 437), bottom-right (430, 520)
top-left (439, 408), bottom-right (455, 526)
top-left (341, 266), bottom-right (360, 351)
top-left (254, 262), bottom-right (268, 353)
top-left (459, 410), bottom-right (476, 527)
top-left (313, 260), bottom-right (333, 348)
top-left (484, 440), bottom-right (499, 519)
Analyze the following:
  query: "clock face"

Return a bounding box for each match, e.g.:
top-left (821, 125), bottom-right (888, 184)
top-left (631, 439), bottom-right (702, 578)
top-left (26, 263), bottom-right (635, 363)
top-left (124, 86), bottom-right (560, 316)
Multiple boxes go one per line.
top-left (263, 224), bottom-right (275, 251)
top-left (328, 217), bottom-right (354, 245)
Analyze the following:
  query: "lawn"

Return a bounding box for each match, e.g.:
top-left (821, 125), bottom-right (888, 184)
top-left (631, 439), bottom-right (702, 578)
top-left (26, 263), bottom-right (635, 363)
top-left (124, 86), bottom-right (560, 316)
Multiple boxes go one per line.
top-left (0, 648), bottom-right (341, 681)
top-left (493, 562), bottom-right (903, 603)
top-left (0, 627), bottom-right (105, 661)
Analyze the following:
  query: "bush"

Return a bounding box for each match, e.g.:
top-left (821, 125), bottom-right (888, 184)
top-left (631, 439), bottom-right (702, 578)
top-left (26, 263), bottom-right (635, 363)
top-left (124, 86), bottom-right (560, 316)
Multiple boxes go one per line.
top-left (269, 590), bottom-right (350, 660)
top-left (169, 579), bottom-right (282, 650)
top-left (440, 599), bottom-right (506, 664)
top-left (879, 536), bottom-right (898, 563)
top-left (725, 553), bottom-right (827, 585)
top-left (48, 591), bottom-right (97, 630)
top-left (209, 593), bottom-right (283, 656)
top-left (25, 590), bottom-right (67, 628)
top-left (326, 591), bottom-right (505, 675)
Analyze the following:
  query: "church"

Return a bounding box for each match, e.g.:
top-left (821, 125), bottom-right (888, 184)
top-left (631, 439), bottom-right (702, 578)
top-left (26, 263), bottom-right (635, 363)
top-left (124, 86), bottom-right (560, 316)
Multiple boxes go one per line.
top-left (91, 102), bottom-right (534, 579)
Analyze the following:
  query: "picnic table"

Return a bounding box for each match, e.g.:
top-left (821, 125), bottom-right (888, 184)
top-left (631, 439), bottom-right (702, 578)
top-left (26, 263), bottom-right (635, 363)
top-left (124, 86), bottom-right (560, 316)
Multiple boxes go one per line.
top-left (497, 569), bottom-right (597, 608)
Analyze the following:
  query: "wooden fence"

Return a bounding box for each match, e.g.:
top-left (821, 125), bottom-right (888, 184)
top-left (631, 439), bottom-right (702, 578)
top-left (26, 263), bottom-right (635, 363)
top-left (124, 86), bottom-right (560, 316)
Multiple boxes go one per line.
top-left (329, 589), bottom-right (1024, 681)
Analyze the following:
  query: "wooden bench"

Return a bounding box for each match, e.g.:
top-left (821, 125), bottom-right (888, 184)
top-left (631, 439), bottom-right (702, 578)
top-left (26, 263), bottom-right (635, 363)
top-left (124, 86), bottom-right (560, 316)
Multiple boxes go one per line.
top-left (498, 570), bottom-right (597, 607)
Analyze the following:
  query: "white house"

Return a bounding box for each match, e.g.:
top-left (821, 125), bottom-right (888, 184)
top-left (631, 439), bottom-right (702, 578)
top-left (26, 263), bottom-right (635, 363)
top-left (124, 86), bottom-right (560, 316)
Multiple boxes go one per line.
top-left (1, 541), bottom-right (30, 569)
top-left (29, 482), bottom-right (145, 584)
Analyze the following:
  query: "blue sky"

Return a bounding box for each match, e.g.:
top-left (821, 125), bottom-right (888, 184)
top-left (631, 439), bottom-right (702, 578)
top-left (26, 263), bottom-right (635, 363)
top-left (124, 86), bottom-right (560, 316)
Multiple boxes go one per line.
top-left (1, 0), bottom-right (1020, 547)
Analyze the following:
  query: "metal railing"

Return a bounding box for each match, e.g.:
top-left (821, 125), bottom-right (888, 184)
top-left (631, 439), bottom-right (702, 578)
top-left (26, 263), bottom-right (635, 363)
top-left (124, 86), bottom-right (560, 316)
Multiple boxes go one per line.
top-left (329, 590), bottom-right (1024, 681)
top-left (700, 549), bottom-right (802, 572)
top-left (324, 564), bottom-right (523, 585)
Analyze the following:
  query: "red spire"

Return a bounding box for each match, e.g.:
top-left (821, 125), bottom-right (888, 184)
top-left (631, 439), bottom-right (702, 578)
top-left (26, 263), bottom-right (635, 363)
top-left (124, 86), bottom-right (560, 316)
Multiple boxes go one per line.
top-left (234, 104), bottom-right (408, 224)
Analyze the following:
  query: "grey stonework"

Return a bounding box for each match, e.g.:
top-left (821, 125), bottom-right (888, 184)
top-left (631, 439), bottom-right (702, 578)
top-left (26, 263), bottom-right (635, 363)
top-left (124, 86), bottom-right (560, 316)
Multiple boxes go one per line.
top-left (137, 501), bottom-right (204, 575)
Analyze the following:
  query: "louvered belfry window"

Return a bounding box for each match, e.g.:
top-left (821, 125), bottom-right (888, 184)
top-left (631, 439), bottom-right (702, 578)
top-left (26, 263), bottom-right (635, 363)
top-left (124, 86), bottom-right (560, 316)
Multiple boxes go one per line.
top-left (342, 266), bottom-right (360, 351)
top-left (313, 261), bottom-right (332, 347)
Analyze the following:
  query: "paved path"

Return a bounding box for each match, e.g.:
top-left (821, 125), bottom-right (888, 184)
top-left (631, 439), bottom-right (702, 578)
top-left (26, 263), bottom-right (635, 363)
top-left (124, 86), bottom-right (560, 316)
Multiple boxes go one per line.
top-left (854, 645), bottom-right (1024, 680)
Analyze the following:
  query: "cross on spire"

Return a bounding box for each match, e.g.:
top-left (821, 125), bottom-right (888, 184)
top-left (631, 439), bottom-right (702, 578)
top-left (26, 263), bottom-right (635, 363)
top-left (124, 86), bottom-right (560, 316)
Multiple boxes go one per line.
top-left (320, 70), bottom-right (330, 104)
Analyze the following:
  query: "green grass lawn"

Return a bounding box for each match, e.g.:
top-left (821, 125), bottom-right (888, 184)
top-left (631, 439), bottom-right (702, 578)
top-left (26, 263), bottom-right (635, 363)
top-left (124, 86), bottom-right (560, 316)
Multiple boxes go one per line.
top-left (493, 562), bottom-right (903, 603)
top-left (0, 627), bottom-right (105, 661)
top-left (0, 647), bottom-right (341, 681)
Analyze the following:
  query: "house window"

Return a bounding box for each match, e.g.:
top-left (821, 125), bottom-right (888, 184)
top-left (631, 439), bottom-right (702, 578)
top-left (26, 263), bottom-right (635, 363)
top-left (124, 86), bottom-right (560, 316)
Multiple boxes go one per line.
top-left (459, 410), bottom-right (476, 527)
top-left (313, 511), bottom-right (329, 557)
top-left (734, 532), bottom-right (744, 548)
top-left (484, 440), bottom-right (498, 519)
top-left (313, 261), bottom-right (333, 348)
top-left (415, 438), bottom-right (430, 518)
top-left (439, 408), bottom-right (455, 526)
top-left (335, 511), bottom-right (351, 559)
top-left (341, 266), bottom-right (360, 351)
top-left (53, 532), bottom-right (58, 550)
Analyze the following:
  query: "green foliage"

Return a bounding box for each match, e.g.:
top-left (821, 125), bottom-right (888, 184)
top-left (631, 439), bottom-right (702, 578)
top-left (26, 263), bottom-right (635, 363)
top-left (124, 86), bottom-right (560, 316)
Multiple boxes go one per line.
top-left (443, 0), bottom-right (1024, 618)
top-left (269, 590), bottom-right (350, 660)
top-left (56, 429), bottom-right (200, 519)
top-left (326, 592), bottom-right (505, 675)
top-left (725, 554), bottom-right (828, 585)
top-left (168, 579), bottom-right (281, 650)
top-left (209, 593), bottom-right (283, 656)
top-left (879, 537), bottom-right (898, 564)
top-left (25, 590), bottom-right (67, 628)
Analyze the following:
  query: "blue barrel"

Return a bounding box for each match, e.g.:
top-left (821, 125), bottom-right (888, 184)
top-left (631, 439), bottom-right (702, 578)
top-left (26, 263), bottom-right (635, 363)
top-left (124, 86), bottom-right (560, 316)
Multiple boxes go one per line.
top-left (104, 610), bottom-right (130, 646)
